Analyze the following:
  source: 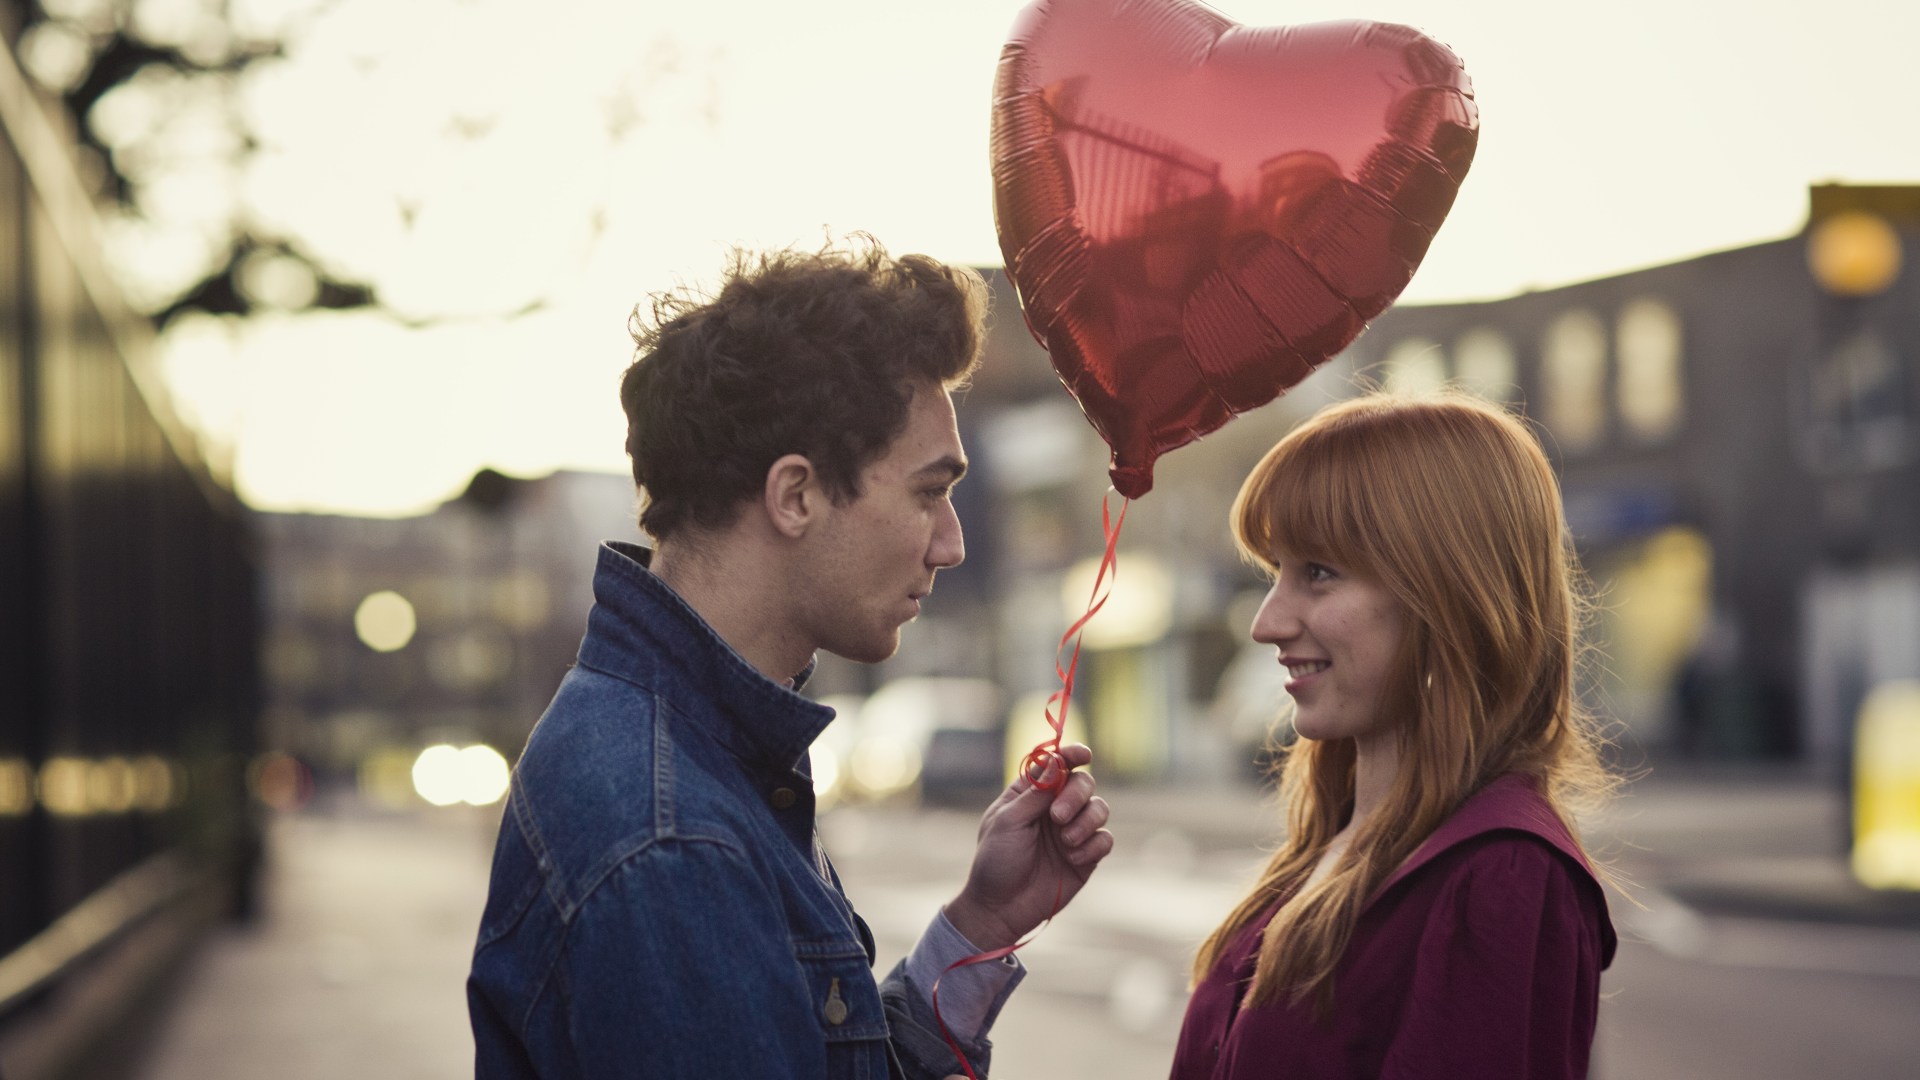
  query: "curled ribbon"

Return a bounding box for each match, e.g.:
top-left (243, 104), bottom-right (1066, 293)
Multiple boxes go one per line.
top-left (933, 492), bottom-right (1129, 1079)
top-left (1020, 492), bottom-right (1129, 788)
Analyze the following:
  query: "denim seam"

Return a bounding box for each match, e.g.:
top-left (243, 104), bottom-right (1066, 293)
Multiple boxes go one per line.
top-left (507, 771), bottom-right (573, 916)
top-left (565, 831), bottom-right (752, 926)
top-left (653, 691), bottom-right (677, 839)
top-left (473, 866), bottom-right (541, 951)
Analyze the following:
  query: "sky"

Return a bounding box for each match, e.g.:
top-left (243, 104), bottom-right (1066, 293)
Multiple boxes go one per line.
top-left (111, 0), bottom-right (1920, 515)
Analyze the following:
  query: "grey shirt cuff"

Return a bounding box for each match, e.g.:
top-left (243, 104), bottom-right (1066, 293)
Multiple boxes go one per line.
top-left (904, 908), bottom-right (1026, 1042)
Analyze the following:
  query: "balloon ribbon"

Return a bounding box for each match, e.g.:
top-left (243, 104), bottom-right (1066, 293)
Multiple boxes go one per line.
top-left (932, 493), bottom-right (1129, 1079)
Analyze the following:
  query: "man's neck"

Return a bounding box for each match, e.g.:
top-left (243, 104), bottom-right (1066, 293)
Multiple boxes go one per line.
top-left (650, 534), bottom-right (813, 686)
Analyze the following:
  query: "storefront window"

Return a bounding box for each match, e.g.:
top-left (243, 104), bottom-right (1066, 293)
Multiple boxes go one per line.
top-left (1616, 298), bottom-right (1684, 442)
top-left (1542, 309), bottom-right (1608, 453)
top-left (1453, 327), bottom-right (1517, 405)
top-left (1383, 337), bottom-right (1446, 396)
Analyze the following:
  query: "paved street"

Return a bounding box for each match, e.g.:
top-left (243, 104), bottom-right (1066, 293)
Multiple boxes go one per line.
top-left (127, 769), bottom-right (1920, 1080)
top-left (833, 772), bottom-right (1920, 1080)
top-left (129, 804), bottom-right (497, 1080)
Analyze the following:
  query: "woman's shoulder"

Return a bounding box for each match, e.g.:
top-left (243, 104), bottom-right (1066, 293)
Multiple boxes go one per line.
top-left (1380, 775), bottom-right (1617, 963)
top-left (1381, 773), bottom-right (1596, 892)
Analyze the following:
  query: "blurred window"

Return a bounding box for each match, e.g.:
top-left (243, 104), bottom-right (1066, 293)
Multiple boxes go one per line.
top-left (1452, 327), bottom-right (1518, 405)
top-left (1383, 337), bottom-right (1446, 396)
top-left (492, 573), bottom-right (551, 629)
top-left (1542, 309), bottom-right (1608, 453)
top-left (1803, 329), bottom-right (1912, 472)
top-left (1616, 298), bottom-right (1684, 443)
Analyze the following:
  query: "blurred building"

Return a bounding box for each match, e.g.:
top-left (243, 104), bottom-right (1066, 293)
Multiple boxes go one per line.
top-left (257, 470), bottom-right (639, 786)
top-left (927, 186), bottom-right (1920, 783)
top-left (1348, 184), bottom-right (1920, 772)
top-left (258, 187), bottom-right (1920, 793)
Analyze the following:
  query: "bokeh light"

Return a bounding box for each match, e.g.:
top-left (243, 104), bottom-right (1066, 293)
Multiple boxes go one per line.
top-left (811, 747), bottom-right (842, 806)
top-left (456, 745), bottom-right (512, 806)
top-left (410, 743), bottom-right (511, 807)
top-left (411, 744), bottom-right (467, 807)
top-left (131, 755), bottom-right (180, 812)
top-left (1808, 211), bottom-right (1903, 297)
top-left (87, 757), bottom-right (137, 814)
top-left (250, 751), bottom-right (316, 812)
top-left (354, 590), bottom-right (418, 652)
top-left (1063, 553), bottom-right (1173, 650)
top-left (849, 738), bottom-right (920, 800)
top-left (358, 747), bottom-right (420, 810)
top-left (0, 759), bottom-right (33, 816)
top-left (37, 757), bottom-right (91, 818)
top-left (1853, 680), bottom-right (1920, 890)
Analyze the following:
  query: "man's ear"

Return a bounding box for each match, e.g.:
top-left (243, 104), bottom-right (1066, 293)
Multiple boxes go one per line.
top-left (762, 453), bottom-right (822, 539)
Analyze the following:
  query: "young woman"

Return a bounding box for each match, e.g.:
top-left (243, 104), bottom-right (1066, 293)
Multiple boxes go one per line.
top-left (1170, 392), bottom-right (1618, 1080)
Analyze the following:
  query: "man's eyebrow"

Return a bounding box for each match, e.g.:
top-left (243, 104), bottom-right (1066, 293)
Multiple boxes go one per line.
top-left (913, 456), bottom-right (968, 482)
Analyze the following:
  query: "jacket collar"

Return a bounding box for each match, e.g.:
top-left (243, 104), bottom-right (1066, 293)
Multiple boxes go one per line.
top-left (576, 540), bottom-right (833, 773)
top-left (1374, 773), bottom-right (1617, 961)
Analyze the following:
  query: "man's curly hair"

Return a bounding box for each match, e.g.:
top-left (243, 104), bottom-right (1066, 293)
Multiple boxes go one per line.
top-left (621, 236), bottom-right (989, 542)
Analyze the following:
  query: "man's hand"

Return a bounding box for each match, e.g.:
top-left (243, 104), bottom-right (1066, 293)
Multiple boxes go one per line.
top-left (942, 743), bottom-right (1114, 952)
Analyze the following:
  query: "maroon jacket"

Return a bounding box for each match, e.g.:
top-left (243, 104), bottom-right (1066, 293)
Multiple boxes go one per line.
top-left (1170, 774), bottom-right (1615, 1080)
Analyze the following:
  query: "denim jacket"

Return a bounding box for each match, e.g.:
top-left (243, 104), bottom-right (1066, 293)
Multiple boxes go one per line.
top-left (468, 541), bottom-right (1004, 1079)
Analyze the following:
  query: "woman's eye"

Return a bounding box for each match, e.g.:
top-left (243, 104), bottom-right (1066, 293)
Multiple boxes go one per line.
top-left (1305, 562), bottom-right (1337, 583)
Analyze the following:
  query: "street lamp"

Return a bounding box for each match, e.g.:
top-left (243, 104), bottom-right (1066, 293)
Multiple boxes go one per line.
top-left (1807, 210), bottom-right (1903, 297)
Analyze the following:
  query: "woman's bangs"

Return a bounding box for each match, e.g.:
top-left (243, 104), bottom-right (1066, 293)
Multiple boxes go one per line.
top-left (1234, 430), bottom-right (1368, 573)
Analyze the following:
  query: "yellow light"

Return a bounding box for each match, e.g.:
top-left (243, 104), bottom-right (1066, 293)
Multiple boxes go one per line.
top-left (88, 758), bottom-right (137, 814)
top-left (1852, 679), bottom-right (1920, 890)
top-left (1003, 691), bottom-right (1091, 786)
top-left (0, 759), bottom-right (33, 816)
top-left (359, 747), bottom-right (419, 810)
top-left (1808, 211), bottom-right (1903, 297)
top-left (354, 590), bottom-right (418, 652)
top-left (1061, 554), bottom-right (1174, 650)
top-left (849, 739), bottom-right (920, 798)
top-left (131, 756), bottom-right (179, 812)
top-left (38, 758), bottom-right (91, 817)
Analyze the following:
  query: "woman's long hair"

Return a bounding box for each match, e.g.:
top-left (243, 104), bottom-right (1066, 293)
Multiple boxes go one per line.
top-left (1191, 391), bottom-right (1617, 1010)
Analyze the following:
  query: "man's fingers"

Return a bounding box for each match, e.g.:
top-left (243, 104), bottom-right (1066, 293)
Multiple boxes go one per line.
top-left (1048, 769), bottom-right (1098, 823)
top-left (1054, 742), bottom-right (1094, 769)
top-left (990, 743), bottom-right (1100, 833)
top-left (1059, 793), bottom-right (1111, 845)
top-left (1068, 828), bottom-right (1116, 867)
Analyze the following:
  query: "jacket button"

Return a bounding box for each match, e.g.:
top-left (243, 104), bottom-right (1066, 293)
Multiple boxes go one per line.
top-left (770, 787), bottom-right (797, 809)
top-left (824, 977), bottom-right (849, 1025)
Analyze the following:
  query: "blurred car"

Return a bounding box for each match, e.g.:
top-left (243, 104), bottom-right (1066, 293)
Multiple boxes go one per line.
top-left (856, 677), bottom-right (1005, 807)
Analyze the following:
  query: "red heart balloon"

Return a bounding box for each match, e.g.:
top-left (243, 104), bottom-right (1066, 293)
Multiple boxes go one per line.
top-left (992, 0), bottom-right (1478, 497)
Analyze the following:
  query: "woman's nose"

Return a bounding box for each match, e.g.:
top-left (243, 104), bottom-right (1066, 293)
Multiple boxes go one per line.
top-left (1249, 583), bottom-right (1299, 644)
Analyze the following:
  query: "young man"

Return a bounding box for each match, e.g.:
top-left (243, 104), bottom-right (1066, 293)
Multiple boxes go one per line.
top-left (467, 239), bottom-right (1114, 1079)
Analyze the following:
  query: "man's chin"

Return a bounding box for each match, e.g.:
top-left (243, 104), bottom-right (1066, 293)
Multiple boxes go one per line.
top-left (827, 634), bottom-right (902, 667)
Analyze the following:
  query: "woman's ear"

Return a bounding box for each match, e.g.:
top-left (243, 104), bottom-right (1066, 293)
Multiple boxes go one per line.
top-left (762, 453), bottom-right (821, 539)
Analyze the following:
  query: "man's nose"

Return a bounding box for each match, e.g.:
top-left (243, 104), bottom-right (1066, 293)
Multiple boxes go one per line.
top-left (929, 500), bottom-right (965, 570)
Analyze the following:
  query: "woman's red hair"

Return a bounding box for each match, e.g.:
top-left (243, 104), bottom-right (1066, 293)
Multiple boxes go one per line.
top-left (1193, 391), bottom-right (1617, 1009)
